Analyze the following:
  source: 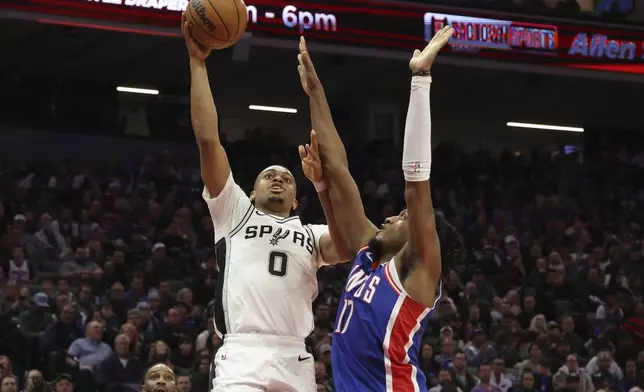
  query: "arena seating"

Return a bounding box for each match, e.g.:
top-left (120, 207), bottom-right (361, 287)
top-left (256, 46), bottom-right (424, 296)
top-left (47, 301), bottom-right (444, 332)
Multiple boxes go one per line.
top-left (0, 131), bottom-right (643, 392)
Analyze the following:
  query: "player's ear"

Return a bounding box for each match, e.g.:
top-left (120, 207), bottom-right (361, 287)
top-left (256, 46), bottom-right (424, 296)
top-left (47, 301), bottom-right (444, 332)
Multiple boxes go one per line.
top-left (291, 198), bottom-right (299, 211)
top-left (249, 191), bottom-right (255, 202)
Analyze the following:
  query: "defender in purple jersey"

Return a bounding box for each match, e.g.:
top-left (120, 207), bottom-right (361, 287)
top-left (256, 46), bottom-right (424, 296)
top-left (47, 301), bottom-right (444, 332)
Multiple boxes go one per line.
top-left (296, 27), bottom-right (465, 392)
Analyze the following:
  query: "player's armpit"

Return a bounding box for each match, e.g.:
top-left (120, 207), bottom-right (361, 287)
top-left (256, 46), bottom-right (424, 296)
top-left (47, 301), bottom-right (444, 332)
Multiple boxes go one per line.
top-left (324, 163), bottom-right (378, 254)
top-left (190, 60), bottom-right (231, 197)
top-left (202, 173), bottom-right (253, 239)
top-left (318, 233), bottom-right (351, 266)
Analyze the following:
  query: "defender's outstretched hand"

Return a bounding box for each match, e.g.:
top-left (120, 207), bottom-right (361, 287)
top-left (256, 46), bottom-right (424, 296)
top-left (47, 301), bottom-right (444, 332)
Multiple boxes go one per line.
top-left (409, 25), bottom-right (454, 74)
top-left (299, 130), bottom-right (323, 184)
top-left (182, 12), bottom-right (211, 61)
top-left (297, 37), bottom-right (323, 96)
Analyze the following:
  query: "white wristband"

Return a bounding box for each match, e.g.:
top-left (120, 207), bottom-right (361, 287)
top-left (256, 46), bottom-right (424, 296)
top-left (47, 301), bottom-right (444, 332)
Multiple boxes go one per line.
top-left (314, 181), bottom-right (328, 193)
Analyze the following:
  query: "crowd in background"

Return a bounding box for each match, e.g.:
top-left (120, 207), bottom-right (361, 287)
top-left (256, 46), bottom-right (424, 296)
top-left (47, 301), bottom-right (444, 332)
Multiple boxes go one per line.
top-left (0, 0), bottom-right (641, 391)
top-left (0, 131), bottom-right (643, 392)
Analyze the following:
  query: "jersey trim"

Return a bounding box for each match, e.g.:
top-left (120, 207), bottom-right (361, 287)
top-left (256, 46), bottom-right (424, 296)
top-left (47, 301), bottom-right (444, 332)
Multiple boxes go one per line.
top-left (382, 295), bottom-right (430, 392)
top-left (229, 205), bottom-right (255, 237)
top-left (303, 224), bottom-right (322, 269)
top-left (213, 237), bottom-right (231, 338)
top-left (254, 210), bottom-right (301, 224)
top-left (385, 260), bottom-right (443, 313)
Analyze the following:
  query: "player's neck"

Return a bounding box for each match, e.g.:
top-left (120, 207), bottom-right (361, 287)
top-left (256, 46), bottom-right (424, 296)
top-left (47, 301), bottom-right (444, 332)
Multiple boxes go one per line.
top-left (257, 206), bottom-right (291, 219)
top-left (380, 252), bottom-right (396, 264)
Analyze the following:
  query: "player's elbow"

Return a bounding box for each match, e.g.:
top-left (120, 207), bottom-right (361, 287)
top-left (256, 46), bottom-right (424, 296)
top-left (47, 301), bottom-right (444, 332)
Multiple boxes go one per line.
top-left (321, 160), bottom-right (349, 180)
top-left (195, 132), bottom-right (221, 148)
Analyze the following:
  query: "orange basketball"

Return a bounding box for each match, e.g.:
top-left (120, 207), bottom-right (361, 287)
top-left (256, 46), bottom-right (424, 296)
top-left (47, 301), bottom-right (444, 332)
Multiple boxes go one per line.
top-left (185, 0), bottom-right (248, 50)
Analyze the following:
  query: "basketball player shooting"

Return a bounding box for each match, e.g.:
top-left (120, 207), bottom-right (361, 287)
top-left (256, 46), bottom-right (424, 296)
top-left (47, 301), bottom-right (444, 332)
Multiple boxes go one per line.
top-left (142, 364), bottom-right (177, 392)
top-left (298, 26), bottom-right (464, 391)
top-left (181, 15), bottom-right (350, 392)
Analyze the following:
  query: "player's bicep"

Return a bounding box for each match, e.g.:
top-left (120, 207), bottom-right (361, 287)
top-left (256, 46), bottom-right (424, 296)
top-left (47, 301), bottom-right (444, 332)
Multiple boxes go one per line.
top-left (317, 232), bottom-right (351, 266)
top-left (324, 163), bottom-right (377, 253)
top-left (203, 173), bottom-right (252, 237)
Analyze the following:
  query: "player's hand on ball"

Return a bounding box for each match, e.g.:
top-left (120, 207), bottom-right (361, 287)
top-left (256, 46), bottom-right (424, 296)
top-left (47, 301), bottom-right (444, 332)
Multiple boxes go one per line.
top-left (409, 25), bottom-right (453, 74)
top-left (297, 37), bottom-right (322, 95)
top-left (299, 129), bottom-right (323, 184)
top-left (182, 12), bottom-right (211, 61)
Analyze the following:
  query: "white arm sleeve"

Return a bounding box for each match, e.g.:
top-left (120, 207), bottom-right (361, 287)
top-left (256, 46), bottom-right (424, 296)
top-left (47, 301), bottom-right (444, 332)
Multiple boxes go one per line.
top-left (402, 75), bottom-right (432, 182)
top-left (202, 173), bottom-right (252, 242)
top-left (306, 224), bottom-right (330, 269)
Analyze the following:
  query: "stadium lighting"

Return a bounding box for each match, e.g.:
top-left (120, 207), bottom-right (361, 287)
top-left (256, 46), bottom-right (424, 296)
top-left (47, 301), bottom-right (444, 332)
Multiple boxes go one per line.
top-left (116, 86), bottom-right (159, 95)
top-left (249, 105), bottom-right (297, 114)
top-left (507, 122), bottom-right (584, 133)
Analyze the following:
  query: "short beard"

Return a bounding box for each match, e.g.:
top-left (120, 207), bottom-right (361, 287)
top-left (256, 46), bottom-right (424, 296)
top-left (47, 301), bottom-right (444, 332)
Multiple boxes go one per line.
top-left (367, 235), bottom-right (383, 261)
top-left (267, 196), bottom-right (284, 204)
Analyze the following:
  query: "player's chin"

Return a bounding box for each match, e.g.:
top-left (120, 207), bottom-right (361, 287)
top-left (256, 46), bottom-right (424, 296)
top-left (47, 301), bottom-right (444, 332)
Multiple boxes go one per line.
top-left (266, 195), bottom-right (285, 204)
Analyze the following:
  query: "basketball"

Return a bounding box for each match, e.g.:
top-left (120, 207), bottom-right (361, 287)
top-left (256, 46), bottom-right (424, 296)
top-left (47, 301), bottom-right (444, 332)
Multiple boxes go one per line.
top-left (184, 0), bottom-right (248, 50)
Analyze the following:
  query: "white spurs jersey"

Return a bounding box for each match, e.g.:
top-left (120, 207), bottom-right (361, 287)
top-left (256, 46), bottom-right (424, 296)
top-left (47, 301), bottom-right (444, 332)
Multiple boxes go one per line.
top-left (203, 173), bottom-right (329, 339)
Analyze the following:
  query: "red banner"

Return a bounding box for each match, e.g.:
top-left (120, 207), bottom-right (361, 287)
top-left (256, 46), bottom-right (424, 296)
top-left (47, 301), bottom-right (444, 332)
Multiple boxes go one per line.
top-left (1, 0), bottom-right (643, 74)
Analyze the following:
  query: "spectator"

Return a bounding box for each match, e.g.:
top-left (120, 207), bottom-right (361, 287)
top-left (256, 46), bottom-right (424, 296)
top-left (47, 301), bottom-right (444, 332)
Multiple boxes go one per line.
top-left (514, 372), bottom-right (538, 392)
top-left (1, 375), bottom-right (17, 392)
top-left (19, 293), bottom-right (55, 338)
top-left (490, 357), bottom-right (514, 392)
top-left (52, 374), bottom-right (74, 392)
top-left (420, 342), bottom-right (443, 384)
top-left (0, 280), bottom-right (20, 314)
top-left (451, 350), bottom-right (477, 392)
top-left (436, 337), bottom-right (456, 368)
top-left (176, 375), bottom-right (191, 392)
top-left (552, 354), bottom-right (595, 392)
top-left (517, 343), bottom-right (543, 375)
top-left (67, 321), bottom-right (112, 369)
top-left (472, 362), bottom-right (502, 392)
top-left (314, 360), bottom-right (334, 392)
top-left (160, 308), bottom-right (187, 353)
top-left (42, 304), bottom-right (83, 373)
top-left (172, 337), bottom-right (194, 374)
top-left (75, 284), bottom-right (95, 324)
top-left (429, 369), bottom-right (464, 392)
top-left (190, 353), bottom-right (210, 392)
top-left (99, 334), bottom-right (144, 390)
top-left (585, 350), bottom-right (624, 380)
top-left (39, 281), bottom-right (55, 303)
top-left (147, 341), bottom-right (170, 367)
top-left (59, 248), bottom-right (102, 281)
top-left (2, 245), bottom-right (36, 283)
top-left (465, 329), bottom-right (497, 366)
top-left (118, 322), bottom-right (142, 358)
top-left (124, 276), bottom-right (146, 309)
top-left (0, 357), bottom-right (13, 381)
top-left (25, 369), bottom-right (48, 392)
top-left (34, 214), bottom-right (70, 262)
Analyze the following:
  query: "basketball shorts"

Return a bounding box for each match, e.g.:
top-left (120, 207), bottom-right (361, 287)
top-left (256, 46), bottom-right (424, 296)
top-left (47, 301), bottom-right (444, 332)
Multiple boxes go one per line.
top-left (211, 333), bottom-right (316, 392)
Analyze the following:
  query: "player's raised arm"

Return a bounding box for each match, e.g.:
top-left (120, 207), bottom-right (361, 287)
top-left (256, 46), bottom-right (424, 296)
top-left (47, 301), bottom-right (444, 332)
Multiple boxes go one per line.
top-left (399, 26), bottom-right (454, 286)
top-left (297, 37), bottom-right (377, 254)
top-left (183, 15), bottom-right (230, 198)
top-left (299, 130), bottom-right (351, 263)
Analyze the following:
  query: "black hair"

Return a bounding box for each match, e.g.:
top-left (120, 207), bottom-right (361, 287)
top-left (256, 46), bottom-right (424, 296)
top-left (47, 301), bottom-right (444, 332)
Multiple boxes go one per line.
top-left (434, 211), bottom-right (466, 273)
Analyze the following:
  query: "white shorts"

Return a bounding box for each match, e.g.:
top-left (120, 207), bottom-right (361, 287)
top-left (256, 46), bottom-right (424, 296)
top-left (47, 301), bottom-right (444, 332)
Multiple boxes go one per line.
top-left (211, 333), bottom-right (315, 392)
